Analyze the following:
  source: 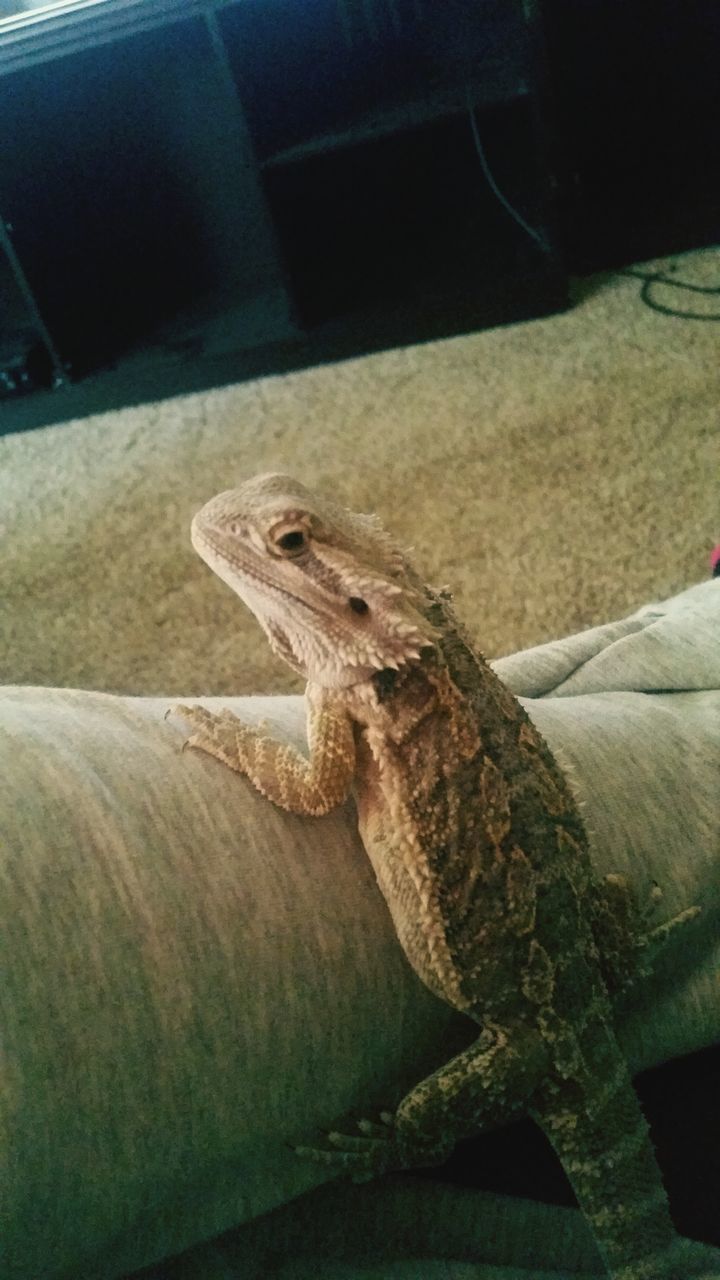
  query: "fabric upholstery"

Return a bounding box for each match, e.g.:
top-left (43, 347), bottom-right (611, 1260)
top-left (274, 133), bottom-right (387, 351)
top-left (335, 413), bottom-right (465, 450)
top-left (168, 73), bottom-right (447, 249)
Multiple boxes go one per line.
top-left (1, 581), bottom-right (718, 1279)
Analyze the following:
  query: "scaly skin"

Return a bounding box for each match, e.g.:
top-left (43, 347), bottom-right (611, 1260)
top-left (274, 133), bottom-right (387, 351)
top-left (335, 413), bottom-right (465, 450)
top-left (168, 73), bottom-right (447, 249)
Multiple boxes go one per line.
top-left (172, 473), bottom-right (704, 1280)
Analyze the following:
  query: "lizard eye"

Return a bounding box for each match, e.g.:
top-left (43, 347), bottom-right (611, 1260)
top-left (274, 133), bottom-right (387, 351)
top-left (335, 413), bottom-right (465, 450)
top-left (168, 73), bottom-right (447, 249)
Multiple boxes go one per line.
top-left (349, 596), bottom-right (369, 615)
top-left (275, 528), bottom-right (307, 555)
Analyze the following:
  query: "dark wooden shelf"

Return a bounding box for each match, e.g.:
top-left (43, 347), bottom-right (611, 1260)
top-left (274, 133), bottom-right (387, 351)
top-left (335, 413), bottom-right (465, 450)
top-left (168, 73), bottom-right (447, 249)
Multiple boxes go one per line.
top-left (261, 69), bottom-right (529, 170)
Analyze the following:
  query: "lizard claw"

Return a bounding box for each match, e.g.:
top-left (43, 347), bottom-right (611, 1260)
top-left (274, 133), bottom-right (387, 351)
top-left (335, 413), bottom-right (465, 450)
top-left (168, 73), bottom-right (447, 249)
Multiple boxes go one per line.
top-left (356, 1117), bottom-right (393, 1138)
top-left (167, 704), bottom-right (215, 754)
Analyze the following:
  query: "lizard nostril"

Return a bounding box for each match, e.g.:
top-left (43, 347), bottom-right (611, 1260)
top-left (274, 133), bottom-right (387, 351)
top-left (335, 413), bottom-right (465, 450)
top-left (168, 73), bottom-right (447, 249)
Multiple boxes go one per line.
top-left (349, 597), bottom-right (369, 615)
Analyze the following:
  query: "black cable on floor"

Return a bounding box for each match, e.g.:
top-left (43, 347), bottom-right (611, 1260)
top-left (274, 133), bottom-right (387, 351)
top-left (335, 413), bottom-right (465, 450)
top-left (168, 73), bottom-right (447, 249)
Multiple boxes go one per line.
top-left (620, 266), bottom-right (720, 320)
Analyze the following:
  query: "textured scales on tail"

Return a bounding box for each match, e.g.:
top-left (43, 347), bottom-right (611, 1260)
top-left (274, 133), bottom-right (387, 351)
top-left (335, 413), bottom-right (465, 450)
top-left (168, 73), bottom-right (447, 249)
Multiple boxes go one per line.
top-left (171, 473), bottom-right (707, 1280)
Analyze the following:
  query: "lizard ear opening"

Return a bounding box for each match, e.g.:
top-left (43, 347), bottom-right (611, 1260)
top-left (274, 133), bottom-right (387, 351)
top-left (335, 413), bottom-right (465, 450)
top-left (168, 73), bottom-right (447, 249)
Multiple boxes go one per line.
top-left (349, 596), bottom-right (369, 615)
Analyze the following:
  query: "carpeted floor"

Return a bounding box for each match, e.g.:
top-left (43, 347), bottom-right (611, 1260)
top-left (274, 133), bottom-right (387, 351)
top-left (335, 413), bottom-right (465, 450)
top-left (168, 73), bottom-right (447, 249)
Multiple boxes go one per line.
top-left (1, 246), bottom-right (718, 697)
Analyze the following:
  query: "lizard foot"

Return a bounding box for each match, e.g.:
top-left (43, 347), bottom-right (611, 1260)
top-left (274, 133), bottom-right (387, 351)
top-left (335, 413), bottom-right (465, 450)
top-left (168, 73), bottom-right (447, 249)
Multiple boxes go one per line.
top-left (168, 704), bottom-right (266, 773)
top-left (294, 1112), bottom-right (402, 1184)
top-left (169, 703), bottom-right (245, 733)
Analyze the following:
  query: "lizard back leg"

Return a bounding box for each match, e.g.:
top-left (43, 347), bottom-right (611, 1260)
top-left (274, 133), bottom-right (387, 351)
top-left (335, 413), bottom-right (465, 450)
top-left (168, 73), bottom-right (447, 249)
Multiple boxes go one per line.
top-left (296, 1021), bottom-right (549, 1181)
top-left (589, 874), bottom-right (700, 996)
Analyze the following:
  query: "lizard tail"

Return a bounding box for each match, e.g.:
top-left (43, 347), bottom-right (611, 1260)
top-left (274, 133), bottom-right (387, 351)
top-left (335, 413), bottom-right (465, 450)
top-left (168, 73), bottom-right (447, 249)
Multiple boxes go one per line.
top-left (531, 1032), bottom-right (683, 1280)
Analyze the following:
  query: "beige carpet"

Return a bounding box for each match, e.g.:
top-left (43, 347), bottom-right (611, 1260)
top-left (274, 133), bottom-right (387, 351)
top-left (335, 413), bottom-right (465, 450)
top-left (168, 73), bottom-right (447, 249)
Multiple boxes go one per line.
top-left (1, 247), bottom-right (718, 697)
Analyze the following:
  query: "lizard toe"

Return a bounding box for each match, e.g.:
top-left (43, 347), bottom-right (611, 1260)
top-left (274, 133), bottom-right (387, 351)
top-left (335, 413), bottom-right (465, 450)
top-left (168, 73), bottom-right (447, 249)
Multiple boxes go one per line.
top-left (170, 703), bottom-right (215, 724)
top-left (357, 1117), bottom-right (394, 1138)
top-left (293, 1141), bottom-right (383, 1180)
top-left (294, 1118), bottom-right (398, 1181)
top-left (328, 1127), bottom-right (390, 1152)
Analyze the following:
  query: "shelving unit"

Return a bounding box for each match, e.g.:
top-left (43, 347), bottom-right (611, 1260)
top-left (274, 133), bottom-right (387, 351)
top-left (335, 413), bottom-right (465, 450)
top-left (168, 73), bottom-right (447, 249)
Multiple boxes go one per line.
top-left (0, 0), bottom-right (566, 421)
top-left (220, 0), bottom-right (562, 330)
top-left (260, 70), bottom-right (527, 171)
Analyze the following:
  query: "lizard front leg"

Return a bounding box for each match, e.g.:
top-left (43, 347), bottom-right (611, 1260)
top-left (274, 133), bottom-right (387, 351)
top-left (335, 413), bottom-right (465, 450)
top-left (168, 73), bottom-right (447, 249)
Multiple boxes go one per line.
top-left (296, 1022), bottom-right (549, 1182)
top-left (171, 687), bottom-right (355, 817)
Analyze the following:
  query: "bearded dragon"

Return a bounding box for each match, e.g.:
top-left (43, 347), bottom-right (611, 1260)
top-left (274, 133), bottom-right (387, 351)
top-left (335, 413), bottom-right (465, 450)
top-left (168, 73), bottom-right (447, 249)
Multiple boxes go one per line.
top-left (171, 472), bottom-right (706, 1280)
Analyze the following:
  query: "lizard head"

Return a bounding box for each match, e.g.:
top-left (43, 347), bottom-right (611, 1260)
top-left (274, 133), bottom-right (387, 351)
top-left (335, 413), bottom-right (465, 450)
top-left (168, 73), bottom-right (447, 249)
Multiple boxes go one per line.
top-left (189, 472), bottom-right (437, 687)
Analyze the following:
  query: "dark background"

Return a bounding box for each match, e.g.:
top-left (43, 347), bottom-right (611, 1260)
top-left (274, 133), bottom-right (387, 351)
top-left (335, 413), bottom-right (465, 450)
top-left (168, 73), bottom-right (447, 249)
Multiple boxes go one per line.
top-left (0, 0), bottom-right (718, 428)
top-left (1, 0), bottom-right (718, 431)
top-left (545, 0), bottom-right (720, 270)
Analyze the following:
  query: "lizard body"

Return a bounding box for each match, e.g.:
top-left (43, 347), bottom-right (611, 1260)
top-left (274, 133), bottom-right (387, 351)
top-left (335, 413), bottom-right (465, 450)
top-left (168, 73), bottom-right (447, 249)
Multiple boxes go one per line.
top-left (173, 473), bottom-right (703, 1280)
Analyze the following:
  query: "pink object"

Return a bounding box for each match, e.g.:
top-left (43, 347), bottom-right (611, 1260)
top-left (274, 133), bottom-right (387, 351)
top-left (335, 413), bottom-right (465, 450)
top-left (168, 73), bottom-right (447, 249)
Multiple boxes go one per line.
top-left (710, 545), bottom-right (720, 576)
